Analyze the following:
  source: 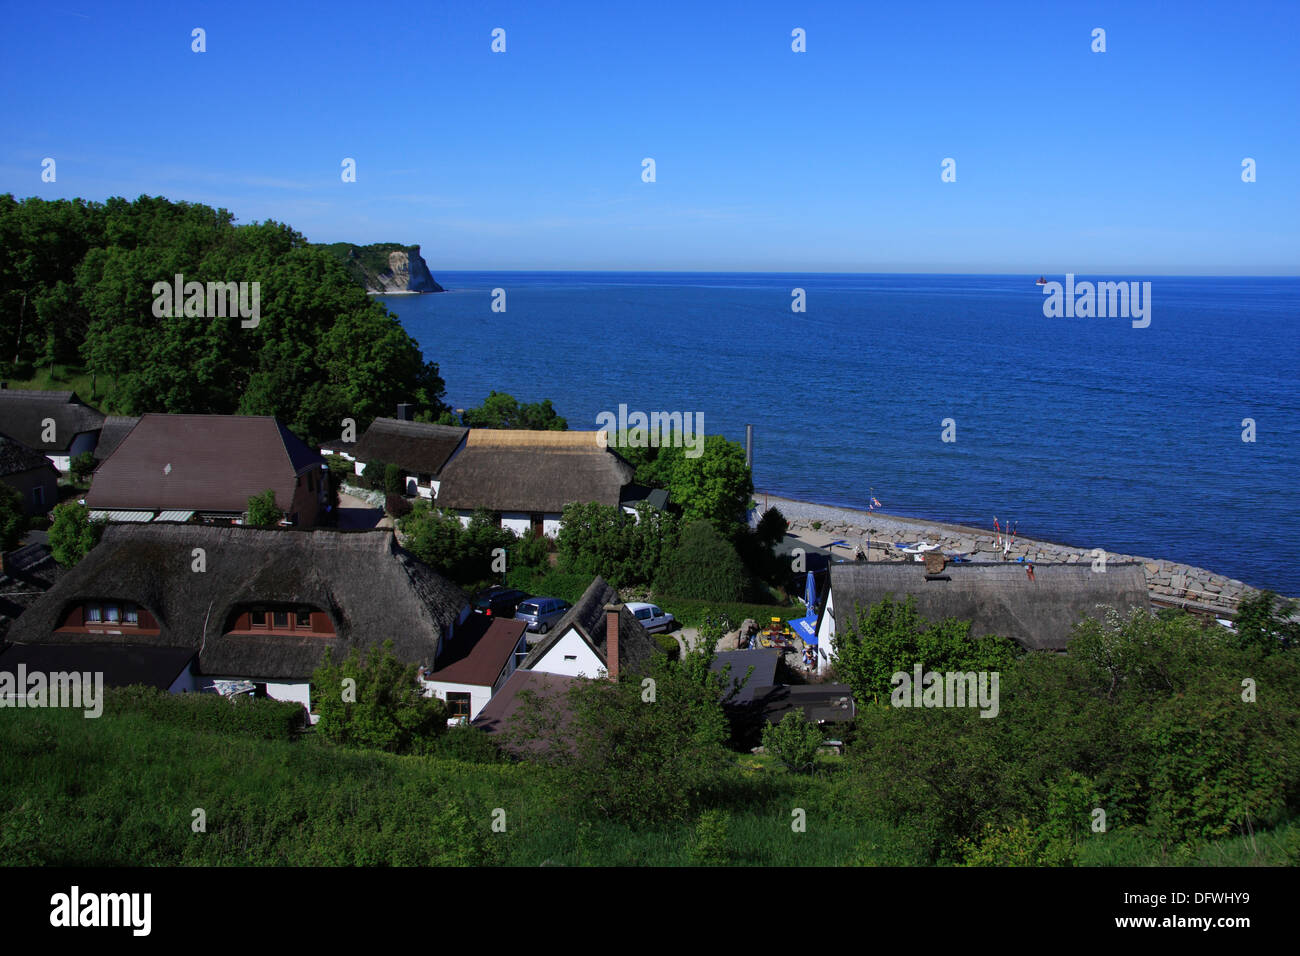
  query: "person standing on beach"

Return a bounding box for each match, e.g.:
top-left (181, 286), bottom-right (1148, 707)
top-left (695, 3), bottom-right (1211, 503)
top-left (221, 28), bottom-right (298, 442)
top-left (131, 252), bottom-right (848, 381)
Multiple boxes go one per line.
top-left (1026, 562), bottom-right (1035, 581)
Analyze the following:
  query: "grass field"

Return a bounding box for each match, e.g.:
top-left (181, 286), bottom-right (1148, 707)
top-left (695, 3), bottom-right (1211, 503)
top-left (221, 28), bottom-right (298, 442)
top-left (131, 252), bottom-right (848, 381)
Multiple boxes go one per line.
top-left (3, 698), bottom-right (1295, 867)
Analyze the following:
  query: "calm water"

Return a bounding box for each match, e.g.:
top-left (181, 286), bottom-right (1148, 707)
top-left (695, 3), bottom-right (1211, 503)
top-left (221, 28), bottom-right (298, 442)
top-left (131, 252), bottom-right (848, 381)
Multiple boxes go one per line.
top-left (381, 273), bottom-right (1300, 593)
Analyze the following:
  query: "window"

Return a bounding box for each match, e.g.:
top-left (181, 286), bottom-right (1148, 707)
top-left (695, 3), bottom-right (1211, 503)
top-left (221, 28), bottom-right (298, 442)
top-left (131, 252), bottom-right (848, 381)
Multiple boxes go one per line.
top-left (446, 693), bottom-right (472, 719)
top-left (295, 609), bottom-right (312, 628)
top-left (250, 609), bottom-right (267, 627)
top-left (104, 604), bottom-right (120, 623)
top-left (125, 605), bottom-right (138, 624)
top-left (272, 610), bottom-right (289, 628)
top-left (32, 486), bottom-right (45, 507)
top-left (85, 605), bottom-right (102, 623)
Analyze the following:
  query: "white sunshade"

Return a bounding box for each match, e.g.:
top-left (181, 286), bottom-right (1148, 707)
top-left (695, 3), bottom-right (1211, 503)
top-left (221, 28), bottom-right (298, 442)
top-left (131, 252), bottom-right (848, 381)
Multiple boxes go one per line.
top-left (155, 510), bottom-right (196, 522)
top-left (90, 510), bottom-right (154, 522)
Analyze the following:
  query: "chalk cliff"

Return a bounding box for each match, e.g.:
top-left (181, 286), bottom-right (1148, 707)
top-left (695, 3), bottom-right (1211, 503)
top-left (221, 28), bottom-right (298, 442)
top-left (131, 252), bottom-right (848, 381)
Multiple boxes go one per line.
top-left (318, 242), bottom-right (445, 293)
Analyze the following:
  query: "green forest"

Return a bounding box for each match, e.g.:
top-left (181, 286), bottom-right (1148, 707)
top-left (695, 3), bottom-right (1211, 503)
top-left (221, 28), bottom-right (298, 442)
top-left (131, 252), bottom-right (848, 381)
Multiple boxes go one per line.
top-left (0, 194), bottom-right (448, 444)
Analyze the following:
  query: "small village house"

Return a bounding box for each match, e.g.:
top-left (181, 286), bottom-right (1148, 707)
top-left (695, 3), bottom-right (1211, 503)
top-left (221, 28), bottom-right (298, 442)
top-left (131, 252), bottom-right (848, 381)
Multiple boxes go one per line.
top-left (436, 430), bottom-right (660, 536)
top-left (325, 410), bottom-right (467, 499)
top-left (0, 388), bottom-right (104, 473)
top-left (420, 615), bottom-right (529, 721)
top-left (85, 414), bottom-right (328, 527)
top-left (814, 560), bottom-right (1152, 672)
top-left (0, 432), bottom-right (59, 515)
top-left (521, 576), bottom-right (660, 678)
top-left (5, 524), bottom-right (469, 713)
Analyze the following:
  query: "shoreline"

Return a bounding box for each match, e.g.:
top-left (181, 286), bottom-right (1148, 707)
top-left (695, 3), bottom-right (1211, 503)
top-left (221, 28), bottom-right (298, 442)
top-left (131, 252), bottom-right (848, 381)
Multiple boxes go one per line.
top-left (752, 491), bottom-right (1283, 611)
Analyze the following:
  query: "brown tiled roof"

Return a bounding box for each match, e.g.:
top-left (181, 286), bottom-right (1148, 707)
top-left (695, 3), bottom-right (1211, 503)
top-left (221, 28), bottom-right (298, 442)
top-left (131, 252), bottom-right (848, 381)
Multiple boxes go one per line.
top-left (85, 414), bottom-right (322, 513)
top-left (352, 418), bottom-right (467, 475)
top-left (428, 615), bottom-right (526, 687)
top-left (471, 669), bottom-right (580, 756)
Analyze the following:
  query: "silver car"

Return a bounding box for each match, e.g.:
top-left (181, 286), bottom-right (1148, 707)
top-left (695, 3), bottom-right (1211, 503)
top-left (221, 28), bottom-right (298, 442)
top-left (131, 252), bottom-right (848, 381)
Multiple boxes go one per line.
top-left (514, 597), bottom-right (572, 634)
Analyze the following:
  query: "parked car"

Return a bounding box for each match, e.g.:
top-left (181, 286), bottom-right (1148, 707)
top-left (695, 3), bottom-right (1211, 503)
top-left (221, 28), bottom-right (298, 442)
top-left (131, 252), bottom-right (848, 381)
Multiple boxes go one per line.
top-left (626, 602), bottom-right (676, 634)
top-left (514, 596), bottom-right (572, 634)
top-left (471, 586), bottom-right (531, 619)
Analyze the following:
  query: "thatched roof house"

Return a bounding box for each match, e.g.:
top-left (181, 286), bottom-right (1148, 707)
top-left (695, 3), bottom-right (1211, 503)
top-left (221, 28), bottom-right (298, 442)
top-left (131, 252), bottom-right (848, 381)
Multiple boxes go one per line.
top-left (0, 388), bottom-right (104, 467)
top-left (0, 432), bottom-right (58, 515)
top-left (86, 414), bottom-right (327, 526)
top-left (818, 561), bottom-right (1151, 657)
top-left (7, 524), bottom-right (468, 683)
top-left (350, 418), bottom-right (468, 476)
top-left (437, 430), bottom-right (635, 515)
top-left (521, 575), bottom-right (659, 678)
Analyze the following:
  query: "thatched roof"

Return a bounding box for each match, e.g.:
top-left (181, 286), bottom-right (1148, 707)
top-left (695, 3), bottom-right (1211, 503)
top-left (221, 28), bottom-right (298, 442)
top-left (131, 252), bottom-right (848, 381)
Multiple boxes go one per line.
top-left (351, 418), bottom-right (467, 475)
top-left (827, 561), bottom-right (1151, 652)
top-left (0, 543), bottom-right (65, 640)
top-left (0, 432), bottom-right (56, 477)
top-left (437, 431), bottom-right (634, 512)
top-left (86, 414), bottom-right (322, 513)
top-left (7, 524), bottom-right (467, 680)
top-left (521, 576), bottom-right (658, 676)
top-left (93, 416), bottom-right (141, 462)
top-left (0, 389), bottom-right (103, 452)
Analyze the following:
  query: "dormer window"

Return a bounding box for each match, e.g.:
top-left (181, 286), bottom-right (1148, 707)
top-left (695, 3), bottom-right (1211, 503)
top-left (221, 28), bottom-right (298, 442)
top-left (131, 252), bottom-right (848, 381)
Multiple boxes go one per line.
top-left (234, 605), bottom-right (333, 635)
top-left (76, 601), bottom-right (146, 628)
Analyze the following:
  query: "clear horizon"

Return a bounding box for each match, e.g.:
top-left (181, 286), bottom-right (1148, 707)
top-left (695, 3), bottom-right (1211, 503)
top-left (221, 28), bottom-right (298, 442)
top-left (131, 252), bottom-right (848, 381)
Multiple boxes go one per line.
top-left (3, 0), bottom-right (1296, 274)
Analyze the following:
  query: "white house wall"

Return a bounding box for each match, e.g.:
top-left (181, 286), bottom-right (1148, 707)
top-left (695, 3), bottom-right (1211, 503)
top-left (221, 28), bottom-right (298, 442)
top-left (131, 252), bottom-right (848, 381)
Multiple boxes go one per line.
top-left (530, 626), bottom-right (605, 678)
top-left (816, 590), bottom-right (836, 673)
top-left (422, 679), bottom-right (493, 720)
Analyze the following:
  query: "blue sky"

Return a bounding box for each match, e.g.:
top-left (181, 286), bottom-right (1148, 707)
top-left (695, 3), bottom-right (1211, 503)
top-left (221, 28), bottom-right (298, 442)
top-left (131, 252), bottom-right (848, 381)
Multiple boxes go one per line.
top-left (2, 0), bottom-right (1296, 273)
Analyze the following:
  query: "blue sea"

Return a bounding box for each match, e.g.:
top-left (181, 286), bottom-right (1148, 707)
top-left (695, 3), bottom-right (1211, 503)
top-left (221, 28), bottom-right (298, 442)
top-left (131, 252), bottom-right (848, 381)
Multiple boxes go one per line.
top-left (380, 274), bottom-right (1300, 594)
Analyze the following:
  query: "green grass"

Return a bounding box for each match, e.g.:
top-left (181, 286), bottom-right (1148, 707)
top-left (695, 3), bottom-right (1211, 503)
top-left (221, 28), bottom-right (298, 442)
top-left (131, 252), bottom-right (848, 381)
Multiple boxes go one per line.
top-left (3, 363), bottom-right (121, 411)
top-left (3, 698), bottom-right (1295, 867)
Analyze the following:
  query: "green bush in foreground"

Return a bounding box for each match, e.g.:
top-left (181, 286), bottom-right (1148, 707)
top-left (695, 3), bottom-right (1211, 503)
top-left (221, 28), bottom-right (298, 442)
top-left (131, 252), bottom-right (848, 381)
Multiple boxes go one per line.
top-left (106, 685), bottom-right (305, 740)
top-left (762, 711), bottom-right (824, 774)
top-left (312, 641), bottom-right (448, 754)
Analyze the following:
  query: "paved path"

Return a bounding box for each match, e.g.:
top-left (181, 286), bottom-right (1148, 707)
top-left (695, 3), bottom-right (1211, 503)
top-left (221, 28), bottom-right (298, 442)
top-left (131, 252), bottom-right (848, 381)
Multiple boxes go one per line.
top-left (335, 491), bottom-right (390, 530)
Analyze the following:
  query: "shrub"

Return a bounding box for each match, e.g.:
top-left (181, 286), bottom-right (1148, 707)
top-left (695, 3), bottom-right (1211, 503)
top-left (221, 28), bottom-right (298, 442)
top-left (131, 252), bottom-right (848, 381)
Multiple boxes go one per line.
top-left (106, 686), bottom-right (305, 740)
top-left (70, 450), bottom-right (96, 483)
top-left (311, 641), bottom-right (448, 754)
top-left (361, 459), bottom-right (388, 491)
top-left (690, 809), bottom-right (733, 865)
top-left (754, 506), bottom-right (788, 548)
top-left (0, 483), bottom-right (25, 552)
top-left (761, 711), bottom-right (824, 773)
top-left (47, 501), bottom-right (106, 566)
top-left (654, 520), bottom-right (748, 603)
top-left (385, 494), bottom-right (412, 519)
top-left (245, 488), bottom-right (280, 528)
top-left (383, 462), bottom-right (405, 495)
top-left (655, 633), bottom-right (681, 660)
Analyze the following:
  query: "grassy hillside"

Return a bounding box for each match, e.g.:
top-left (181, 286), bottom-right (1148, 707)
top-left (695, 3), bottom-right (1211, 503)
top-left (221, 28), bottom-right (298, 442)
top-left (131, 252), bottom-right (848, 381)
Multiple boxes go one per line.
top-left (3, 692), bottom-right (1296, 866)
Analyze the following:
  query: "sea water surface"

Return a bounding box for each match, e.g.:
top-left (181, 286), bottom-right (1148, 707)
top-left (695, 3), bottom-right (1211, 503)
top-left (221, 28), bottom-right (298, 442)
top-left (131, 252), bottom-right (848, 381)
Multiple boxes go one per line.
top-left (380, 273), bottom-right (1300, 594)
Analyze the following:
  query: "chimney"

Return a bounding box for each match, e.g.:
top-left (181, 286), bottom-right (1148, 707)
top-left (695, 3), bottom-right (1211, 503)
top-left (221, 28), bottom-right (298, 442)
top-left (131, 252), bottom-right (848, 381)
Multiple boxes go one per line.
top-left (603, 603), bottom-right (621, 681)
top-left (396, 403), bottom-right (413, 421)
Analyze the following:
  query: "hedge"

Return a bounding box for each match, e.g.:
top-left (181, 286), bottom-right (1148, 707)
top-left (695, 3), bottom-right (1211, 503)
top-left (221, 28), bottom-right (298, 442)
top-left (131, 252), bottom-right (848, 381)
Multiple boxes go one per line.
top-left (104, 686), bottom-right (306, 741)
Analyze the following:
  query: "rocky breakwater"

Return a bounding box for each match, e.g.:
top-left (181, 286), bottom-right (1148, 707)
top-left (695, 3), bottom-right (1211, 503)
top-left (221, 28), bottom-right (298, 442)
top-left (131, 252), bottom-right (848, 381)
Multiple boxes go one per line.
top-left (758, 494), bottom-right (1270, 615)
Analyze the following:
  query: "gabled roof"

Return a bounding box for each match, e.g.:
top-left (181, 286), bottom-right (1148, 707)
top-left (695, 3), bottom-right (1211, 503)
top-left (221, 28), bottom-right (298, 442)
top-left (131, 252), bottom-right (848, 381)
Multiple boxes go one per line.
top-left (7, 524), bottom-right (468, 681)
top-left (93, 416), bottom-right (141, 462)
top-left (0, 432), bottom-right (57, 477)
top-left (436, 430), bottom-right (634, 513)
top-left (828, 561), bottom-right (1151, 652)
top-left (0, 389), bottom-right (104, 452)
top-left (711, 649), bottom-right (780, 704)
top-left (521, 576), bottom-right (658, 676)
top-left (351, 418), bottom-right (468, 475)
top-left (85, 414), bottom-right (322, 513)
top-left (471, 669), bottom-right (580, 756)
top-left (427, 615), bottom-right (526, 687)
